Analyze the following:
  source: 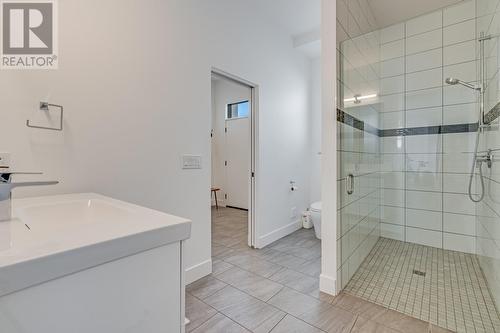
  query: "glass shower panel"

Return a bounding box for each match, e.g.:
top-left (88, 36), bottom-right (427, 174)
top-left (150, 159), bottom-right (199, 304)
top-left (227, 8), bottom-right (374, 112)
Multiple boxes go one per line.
top-left (336, 25), bottom-right (382, 290)
top-left (476, 0), bottom-right (500, 316)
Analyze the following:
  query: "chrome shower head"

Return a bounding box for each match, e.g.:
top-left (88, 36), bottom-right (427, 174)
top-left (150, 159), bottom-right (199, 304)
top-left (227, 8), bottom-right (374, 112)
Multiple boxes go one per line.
top-left (445, 77), bottom-right (482, 91)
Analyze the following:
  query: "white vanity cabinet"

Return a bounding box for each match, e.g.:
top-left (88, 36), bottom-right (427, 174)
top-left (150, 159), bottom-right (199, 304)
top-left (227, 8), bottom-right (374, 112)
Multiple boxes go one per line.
top-left (0, 193), bottom-right (191, 333)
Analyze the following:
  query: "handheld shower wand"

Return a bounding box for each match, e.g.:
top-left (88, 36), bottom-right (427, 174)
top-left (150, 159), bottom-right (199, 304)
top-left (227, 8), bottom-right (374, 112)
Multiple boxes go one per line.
top-left (445, 76), bottom-right (485, 202)
top-left (445, 77), bottom-right (482, 91)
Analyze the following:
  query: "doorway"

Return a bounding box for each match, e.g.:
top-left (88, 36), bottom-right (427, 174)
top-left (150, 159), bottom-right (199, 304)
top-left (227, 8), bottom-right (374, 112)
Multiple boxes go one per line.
top-left (210, 69), bottom-right (257, 248)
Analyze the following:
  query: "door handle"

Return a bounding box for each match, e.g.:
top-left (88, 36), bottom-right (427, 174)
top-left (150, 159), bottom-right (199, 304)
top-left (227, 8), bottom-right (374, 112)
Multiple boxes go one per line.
top-left (346, 174), bottom-right (354, 195)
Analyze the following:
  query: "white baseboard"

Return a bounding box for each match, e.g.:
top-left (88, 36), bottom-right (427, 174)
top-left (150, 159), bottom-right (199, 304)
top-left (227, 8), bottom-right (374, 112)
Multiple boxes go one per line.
top-left (185, 259), bottom-right (212, 285)
top-left (319, 274), bottom-right (337, 296)
top-left (256, 219), bottom-right (302, 248)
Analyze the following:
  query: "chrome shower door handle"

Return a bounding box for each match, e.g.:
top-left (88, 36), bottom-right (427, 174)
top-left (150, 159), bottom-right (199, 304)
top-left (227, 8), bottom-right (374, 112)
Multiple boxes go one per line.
top-left (346, 174), bottom-right (354, 195)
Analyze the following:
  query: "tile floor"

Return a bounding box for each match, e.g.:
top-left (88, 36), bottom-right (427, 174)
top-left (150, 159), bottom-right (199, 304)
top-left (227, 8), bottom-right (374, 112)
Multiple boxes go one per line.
top-left (185, 208), bottom-right (452, 332)
top-left (345, 237), bottom-right (500, 333)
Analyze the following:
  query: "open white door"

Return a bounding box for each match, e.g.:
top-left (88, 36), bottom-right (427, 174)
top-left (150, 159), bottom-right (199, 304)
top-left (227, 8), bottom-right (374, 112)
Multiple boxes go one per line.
top-left (225, 117), bottom-right (250, 210)
top-left (211, 68), bottom-right (258, 248)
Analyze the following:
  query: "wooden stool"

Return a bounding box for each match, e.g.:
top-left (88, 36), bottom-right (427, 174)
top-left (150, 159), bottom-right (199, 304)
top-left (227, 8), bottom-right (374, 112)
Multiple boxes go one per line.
top-left (211, 187), bottom-right (221, 210)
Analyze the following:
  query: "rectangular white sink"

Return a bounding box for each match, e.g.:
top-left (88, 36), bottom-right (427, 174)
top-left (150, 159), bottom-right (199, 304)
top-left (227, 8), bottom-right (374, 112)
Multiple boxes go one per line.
top-left (0, 193), bottom-right (191, 297)
top-left (17, 199), bottom-right (141, 232)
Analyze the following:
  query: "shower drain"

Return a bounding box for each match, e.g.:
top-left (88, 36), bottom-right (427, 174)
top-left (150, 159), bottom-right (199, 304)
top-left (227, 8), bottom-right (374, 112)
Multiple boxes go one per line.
top-left (413, 269), bottom-right (426, 277)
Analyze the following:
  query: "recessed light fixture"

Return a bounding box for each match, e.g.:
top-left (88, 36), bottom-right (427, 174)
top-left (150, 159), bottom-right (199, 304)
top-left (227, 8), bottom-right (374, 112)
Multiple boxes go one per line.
top-left (344, 94), bottom-right (378, 104)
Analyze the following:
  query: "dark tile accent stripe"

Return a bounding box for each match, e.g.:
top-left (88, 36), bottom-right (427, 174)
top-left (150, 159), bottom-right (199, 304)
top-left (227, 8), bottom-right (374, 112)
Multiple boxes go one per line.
top-left (337, 108), bottom-right (478, 137)
top-left (484, 102), bottom-right (500, 124)
top-left (336, 109), bottom-right (379, 136)
top-left (379, 123), bottom-right (478, 137)
top-left (439, 123), bottom-right (479, 134)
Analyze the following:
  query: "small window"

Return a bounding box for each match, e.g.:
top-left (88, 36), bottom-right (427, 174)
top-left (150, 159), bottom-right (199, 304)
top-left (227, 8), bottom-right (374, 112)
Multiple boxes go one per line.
top-left (227, 101), bottom-right (249, 119)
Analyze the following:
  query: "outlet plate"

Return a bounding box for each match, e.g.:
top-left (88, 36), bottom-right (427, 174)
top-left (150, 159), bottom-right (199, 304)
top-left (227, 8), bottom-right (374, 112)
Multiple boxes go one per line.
top-left (290, 207), bottom-right (297, 219)
top-left (0, 152), bottom-right (11, 168)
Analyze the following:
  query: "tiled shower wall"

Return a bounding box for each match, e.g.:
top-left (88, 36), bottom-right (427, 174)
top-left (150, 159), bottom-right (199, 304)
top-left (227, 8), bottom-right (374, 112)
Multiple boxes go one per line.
top-left (476, 0), bottom-right (500, 311)
top-left (336, 0), bottom-right (381, 290)
top-left (378, 0), bottom-right (480, 254)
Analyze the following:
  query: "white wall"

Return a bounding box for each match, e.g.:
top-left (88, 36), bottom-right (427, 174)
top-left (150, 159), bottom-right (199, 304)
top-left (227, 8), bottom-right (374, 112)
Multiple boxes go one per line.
top-left (0, 0), bottom-right (312, 283)
top-left (211, 78), bottom-right (251, 209)
top-left (310, 58), bottom-right (322, 204)
top-left (320, 0), bottom-right (338, 295)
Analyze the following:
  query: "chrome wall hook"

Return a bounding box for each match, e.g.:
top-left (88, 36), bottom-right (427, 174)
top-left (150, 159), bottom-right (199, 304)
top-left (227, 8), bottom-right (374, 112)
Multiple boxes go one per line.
top-left (26, 102), bottom-right (64, 131)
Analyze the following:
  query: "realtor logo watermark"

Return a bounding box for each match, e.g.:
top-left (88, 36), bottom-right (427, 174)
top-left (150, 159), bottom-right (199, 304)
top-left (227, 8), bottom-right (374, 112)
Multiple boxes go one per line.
top-left (1, 0), bottom-right (58, 69)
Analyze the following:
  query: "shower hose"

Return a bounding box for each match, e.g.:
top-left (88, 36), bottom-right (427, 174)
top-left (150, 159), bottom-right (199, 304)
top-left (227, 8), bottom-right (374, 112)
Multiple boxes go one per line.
top-left (469, 126), bottom-right (485, 203)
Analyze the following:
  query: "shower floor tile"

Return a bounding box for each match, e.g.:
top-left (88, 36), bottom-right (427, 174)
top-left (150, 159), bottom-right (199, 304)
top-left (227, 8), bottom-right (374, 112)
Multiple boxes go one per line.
top-left (344, 237), bottom-right (500, 333)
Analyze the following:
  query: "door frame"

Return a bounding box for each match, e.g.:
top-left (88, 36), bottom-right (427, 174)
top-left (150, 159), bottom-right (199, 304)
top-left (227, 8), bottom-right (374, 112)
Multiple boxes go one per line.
top-left (211, 67), bottom-right (259, 248)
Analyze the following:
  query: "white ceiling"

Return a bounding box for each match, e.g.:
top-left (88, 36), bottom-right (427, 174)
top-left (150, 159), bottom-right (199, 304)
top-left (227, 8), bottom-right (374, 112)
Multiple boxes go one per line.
top-left (250, 0), bottom-right (466, 59)
top-left (368, 0), bottom-right (465, 28)
top-left (251, 0), bottom-right (321, 59)
top-left (254, 0), bottom-right (464, 37)
top-left (252, 0), bottom-right (321, 38)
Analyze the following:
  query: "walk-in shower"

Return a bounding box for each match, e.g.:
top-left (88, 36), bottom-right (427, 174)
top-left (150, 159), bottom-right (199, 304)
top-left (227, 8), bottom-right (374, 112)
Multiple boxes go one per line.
top-left (337, 0), bottom-right (500, 332)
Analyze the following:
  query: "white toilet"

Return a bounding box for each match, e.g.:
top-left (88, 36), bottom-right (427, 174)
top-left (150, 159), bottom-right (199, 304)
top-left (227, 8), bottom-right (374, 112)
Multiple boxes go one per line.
top-left (310, 202), bottom-right (322, 239)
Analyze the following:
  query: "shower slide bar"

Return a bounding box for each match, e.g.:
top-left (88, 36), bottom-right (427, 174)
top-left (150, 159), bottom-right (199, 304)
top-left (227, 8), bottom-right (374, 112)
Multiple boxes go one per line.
top-left (477, 32), bottom-right (500, 125)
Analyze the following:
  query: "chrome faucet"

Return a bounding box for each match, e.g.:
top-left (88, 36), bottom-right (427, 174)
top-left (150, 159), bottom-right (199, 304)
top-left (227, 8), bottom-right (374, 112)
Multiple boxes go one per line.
top-left (476, 149), bottom-right (494, 169)
top-left (0, 170), bottom-right (58, 222)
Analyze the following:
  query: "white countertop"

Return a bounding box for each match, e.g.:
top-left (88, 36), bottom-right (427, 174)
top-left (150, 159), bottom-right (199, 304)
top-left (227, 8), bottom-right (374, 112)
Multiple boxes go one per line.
top-left (0, 193), bottom-right (191, 297)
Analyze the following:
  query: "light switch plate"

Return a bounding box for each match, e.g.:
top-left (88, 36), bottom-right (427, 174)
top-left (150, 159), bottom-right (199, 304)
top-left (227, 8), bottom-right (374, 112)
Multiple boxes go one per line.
top-left (0, 152), bottom-right (11, 168)
top-left (182, 155), bottom-right (202, 170)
